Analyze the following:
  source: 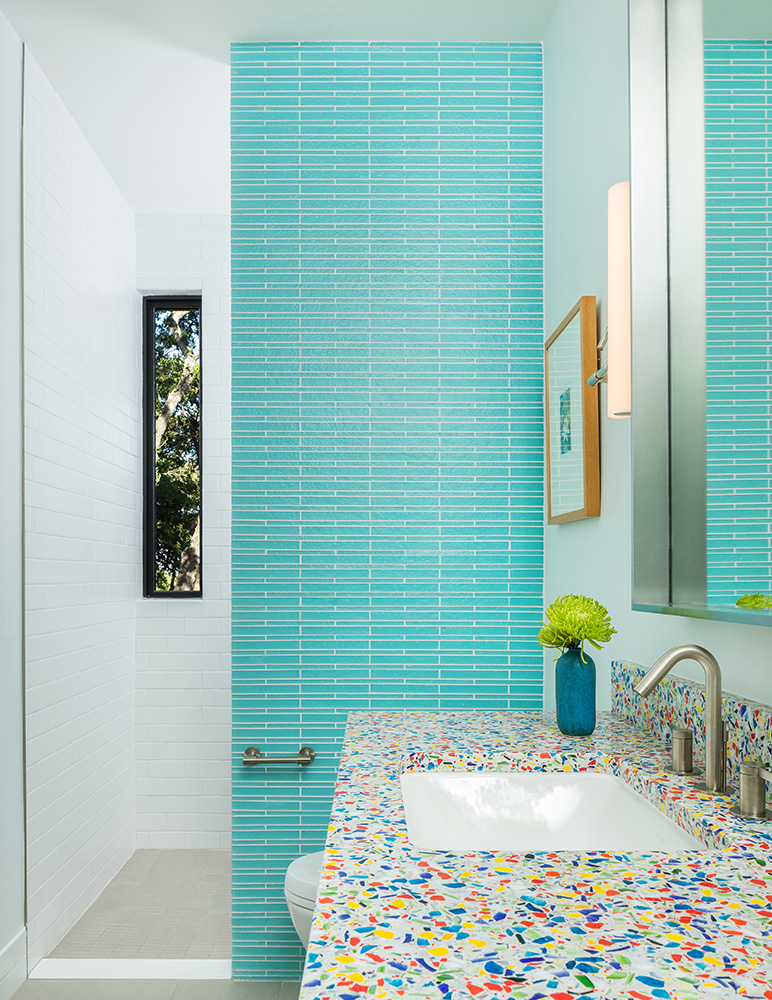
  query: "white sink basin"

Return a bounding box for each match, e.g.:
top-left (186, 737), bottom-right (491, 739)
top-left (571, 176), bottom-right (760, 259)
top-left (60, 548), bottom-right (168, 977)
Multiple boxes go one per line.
top-left (400, 770), bottom-right (707, 852)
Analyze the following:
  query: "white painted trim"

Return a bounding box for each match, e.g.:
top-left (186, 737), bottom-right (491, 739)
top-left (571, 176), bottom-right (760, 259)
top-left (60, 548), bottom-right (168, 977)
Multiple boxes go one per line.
top-left (30, 959), bottom-right (231, 980)
top-left (0, 928), bottom-right (27, 1000)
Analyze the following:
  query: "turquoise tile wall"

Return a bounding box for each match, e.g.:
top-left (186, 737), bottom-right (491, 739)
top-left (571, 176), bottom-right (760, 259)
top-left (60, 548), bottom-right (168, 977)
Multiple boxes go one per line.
top-left (704, 41), bottom-right (772, 603)
top-left (230, 42), bottom-right (544, 978)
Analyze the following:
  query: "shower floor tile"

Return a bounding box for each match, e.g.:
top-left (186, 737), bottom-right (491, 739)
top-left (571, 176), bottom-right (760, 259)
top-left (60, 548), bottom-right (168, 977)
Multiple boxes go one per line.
top-left (50, 851), bottom-right (231, 960)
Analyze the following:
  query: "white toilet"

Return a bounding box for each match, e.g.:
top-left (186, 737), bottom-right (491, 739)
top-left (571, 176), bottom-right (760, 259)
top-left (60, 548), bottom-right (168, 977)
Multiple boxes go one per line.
top-left (284, 851), bottom-right (324, 947)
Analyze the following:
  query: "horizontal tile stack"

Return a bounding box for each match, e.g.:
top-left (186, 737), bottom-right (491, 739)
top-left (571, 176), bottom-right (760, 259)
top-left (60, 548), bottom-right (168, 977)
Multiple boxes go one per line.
top-left (704, 41), bottom-right (772, 604)
top-left (231, 41), bottom-right (543, 977)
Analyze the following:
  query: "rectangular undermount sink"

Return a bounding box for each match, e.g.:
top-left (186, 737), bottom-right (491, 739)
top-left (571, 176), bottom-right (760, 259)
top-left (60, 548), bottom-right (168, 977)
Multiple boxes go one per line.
top-left (400, 770), bottom-right (707, 852)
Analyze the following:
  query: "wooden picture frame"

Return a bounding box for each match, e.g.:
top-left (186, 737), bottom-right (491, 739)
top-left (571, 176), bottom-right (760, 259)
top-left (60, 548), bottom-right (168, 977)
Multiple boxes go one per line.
top-left (545, 296), bottom-right (600, 524)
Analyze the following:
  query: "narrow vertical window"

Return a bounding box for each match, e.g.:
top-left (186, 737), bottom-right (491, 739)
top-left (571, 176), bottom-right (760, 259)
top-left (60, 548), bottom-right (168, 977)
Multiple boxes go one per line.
top-left (143, 296), bottom-right (202, 596)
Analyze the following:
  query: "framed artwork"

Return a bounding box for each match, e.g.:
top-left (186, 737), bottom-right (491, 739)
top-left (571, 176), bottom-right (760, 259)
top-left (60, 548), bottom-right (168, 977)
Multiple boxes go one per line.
top-left (545, 296), bottom-right (600, 523)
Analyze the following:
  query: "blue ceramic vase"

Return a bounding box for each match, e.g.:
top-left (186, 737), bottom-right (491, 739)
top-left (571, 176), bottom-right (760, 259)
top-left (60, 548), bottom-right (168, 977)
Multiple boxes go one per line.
top-left (555, 647), bottom-right (596, 736)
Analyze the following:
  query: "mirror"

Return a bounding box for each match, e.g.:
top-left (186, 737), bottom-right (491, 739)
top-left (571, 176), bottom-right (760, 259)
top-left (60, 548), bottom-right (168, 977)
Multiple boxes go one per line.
top-left (630, 0), bottom-right (772, 624)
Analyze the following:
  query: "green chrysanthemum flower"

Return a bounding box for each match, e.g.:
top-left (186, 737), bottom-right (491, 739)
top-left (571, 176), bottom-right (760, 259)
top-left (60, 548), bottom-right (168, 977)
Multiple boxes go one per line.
top-left (736, 592), bottom-right (772, 610)
top-left (538, 593), bottom-right (616, 657)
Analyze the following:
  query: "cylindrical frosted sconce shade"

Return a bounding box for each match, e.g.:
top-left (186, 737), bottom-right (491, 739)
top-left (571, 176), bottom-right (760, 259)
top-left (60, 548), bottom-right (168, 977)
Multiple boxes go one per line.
top-left (607, 181), bottom-right (631, 418)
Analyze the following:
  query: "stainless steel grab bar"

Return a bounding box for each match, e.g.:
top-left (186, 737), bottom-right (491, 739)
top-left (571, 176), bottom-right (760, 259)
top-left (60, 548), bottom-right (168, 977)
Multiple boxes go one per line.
top-left (242, 745), bottom-right (315, 766)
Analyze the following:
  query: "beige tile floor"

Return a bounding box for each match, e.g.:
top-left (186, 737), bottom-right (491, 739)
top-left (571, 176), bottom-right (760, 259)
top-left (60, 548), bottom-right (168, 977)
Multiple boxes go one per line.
top-left (13, 981), bottom-right (300, 999)
top-left (50, 851), bottom-right (231, 961)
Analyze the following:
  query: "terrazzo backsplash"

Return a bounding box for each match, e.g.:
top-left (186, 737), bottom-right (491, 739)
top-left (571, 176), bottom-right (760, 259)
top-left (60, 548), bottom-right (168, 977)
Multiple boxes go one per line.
top-left (612, 659), bottom-right (772, 784)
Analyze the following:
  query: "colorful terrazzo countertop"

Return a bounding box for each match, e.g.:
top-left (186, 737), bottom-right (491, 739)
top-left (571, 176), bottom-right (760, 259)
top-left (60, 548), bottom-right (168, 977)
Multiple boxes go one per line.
top-left (300, 711), bottom-right (772, 1000)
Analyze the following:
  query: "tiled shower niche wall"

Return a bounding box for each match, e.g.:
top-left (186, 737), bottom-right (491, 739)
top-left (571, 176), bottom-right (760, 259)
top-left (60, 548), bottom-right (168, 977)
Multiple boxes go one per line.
top-left (231, 42), bottom-right (544, 977)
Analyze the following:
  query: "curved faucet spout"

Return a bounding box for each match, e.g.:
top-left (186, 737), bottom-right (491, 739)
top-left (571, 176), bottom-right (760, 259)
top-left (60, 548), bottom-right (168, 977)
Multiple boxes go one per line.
top-left (635, 644), bottom-right (725, 793)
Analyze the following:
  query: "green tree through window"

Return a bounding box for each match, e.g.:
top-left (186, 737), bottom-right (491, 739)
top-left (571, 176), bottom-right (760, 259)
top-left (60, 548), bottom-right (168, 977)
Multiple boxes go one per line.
top-left (144, 297), bottom-right (202, 595)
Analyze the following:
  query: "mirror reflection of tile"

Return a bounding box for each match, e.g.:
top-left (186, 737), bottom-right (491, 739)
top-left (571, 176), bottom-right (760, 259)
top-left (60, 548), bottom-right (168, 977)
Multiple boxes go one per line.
top-left (705, 39), bottom-right (772, 605)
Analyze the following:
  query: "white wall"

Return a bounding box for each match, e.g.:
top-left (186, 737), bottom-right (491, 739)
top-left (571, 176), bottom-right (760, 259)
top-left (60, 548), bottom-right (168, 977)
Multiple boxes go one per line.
top-left (0, 13), bottom-right (27, 1000)
top-left (135, 214), bottom-right (232, 849)
top-left (544, 0), bottom-right (772, 711)
top-left (23, 53), bottom-right (141, 967)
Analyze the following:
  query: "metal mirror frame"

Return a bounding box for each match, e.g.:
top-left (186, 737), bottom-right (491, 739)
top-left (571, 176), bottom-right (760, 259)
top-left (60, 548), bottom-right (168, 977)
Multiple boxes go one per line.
top-left (629, 0), bottom-right (772, 625)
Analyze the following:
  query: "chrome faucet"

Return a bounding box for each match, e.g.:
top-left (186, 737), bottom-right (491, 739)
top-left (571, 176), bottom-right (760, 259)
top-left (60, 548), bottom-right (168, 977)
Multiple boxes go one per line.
top-left (635, 645), bottom-right (726, 794)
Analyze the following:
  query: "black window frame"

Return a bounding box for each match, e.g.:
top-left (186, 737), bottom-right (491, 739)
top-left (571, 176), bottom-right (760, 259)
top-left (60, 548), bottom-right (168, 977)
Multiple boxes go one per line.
top-left (143, 294), bottom-right (203, 598)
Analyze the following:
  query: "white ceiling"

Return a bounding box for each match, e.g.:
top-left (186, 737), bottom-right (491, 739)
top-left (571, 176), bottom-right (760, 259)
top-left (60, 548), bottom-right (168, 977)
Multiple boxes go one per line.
top-left (0, 0), bottom-right (558, 214)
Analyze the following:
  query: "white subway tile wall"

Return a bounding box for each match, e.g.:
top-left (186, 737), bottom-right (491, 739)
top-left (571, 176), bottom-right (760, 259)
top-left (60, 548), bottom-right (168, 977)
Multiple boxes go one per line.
top-left (135, 214), bottom-right (232, 850)
top-left (23, 54), bottom-right (141, 968)
top-left (0, 931), bottom-right (26, 1000)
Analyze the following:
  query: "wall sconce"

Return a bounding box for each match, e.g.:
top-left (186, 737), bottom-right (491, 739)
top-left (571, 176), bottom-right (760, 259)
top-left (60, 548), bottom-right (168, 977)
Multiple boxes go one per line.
top-left (587, 181), bottom-right (631, 419)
